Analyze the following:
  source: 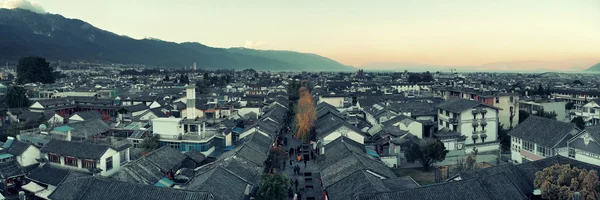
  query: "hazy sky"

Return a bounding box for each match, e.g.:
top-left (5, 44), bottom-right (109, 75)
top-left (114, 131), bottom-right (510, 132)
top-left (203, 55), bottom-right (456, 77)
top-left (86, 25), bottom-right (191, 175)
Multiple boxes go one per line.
top-left (4, 0), bottom-right (600, 67)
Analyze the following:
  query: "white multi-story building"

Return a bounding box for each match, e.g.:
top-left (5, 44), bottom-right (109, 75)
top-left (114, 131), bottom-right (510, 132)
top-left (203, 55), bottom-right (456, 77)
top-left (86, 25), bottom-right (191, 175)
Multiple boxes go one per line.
top-left (509, 116), bottom-right (580, 164)
top-left (569, 99), bottom-right (600, 126)
top-left (567, 125), bottom-right (600, 166)
top-left (40, 139), bottom-right (130, 177)
top-left (436, 87), bottom-right (519, 129)
top-left (435, 98), bottom-right (500, 153)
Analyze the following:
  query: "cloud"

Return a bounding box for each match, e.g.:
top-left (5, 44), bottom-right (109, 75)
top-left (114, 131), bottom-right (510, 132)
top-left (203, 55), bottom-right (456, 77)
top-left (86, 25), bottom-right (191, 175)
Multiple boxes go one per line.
top-left (0, 0), bottom-right (46, 14)
top-left (244, 40), bottom-right (268, 49)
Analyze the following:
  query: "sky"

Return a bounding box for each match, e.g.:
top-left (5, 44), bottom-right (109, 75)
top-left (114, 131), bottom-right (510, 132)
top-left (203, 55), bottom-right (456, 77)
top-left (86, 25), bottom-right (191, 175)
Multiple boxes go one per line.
top-left (2, 0), bottom-right (600, 69)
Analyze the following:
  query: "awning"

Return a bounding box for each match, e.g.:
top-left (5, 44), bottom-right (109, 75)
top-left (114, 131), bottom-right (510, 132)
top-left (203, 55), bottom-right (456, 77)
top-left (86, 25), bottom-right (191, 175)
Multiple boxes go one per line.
top-left (22, 181), bottom-right (45, 193)
top-left (366, 149), bottom-right (380, 158)
top-left (153, 177), bottom-right (174, 187)
top-left (35, 189), bottom-right (52, 200)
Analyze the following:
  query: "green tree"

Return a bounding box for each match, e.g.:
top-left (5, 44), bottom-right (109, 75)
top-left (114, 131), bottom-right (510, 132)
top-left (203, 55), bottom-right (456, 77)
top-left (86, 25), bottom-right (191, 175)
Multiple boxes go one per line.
top-left (139, 134), bottom-right (161, 151)
top-left (164, 74), bottom-right (170, 81)
top-left (404, 138), bottom-right (449, 170)
top-left (536, 110), bottom-right (558, 120)
top-left (534, 164), bottom-right (599, 200)
top-left (257, 172), bottom-right (290, 200)
top-left (497, 123), bottom-right (510, 152)
top-left (573, 80), bottom-right (584, 85)
top-left (266, 146), bottom-right (288, 170)
top-left (0, 108), bottom-right (6, 127)
top-left (0, 128), bottom-right (18, 142)
top-left (5, 86), bottom-right (29, 108)
top-left (456, 147), bottom-right (478, 173)
top-left (519, 110), bottom-right (530, 123)
top-left (16, 56), bottom-right (55, 84)
top-left (572, 116), bottom-right (586, 129)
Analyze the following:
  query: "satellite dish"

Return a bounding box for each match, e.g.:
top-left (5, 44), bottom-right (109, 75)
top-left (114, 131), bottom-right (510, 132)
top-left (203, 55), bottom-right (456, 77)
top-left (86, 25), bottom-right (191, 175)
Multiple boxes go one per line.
top-left (39, 124), bottom-right (47, 131)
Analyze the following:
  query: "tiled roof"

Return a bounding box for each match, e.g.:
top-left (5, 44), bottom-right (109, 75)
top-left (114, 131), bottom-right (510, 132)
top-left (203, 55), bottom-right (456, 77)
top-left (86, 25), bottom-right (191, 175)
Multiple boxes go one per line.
top-left (436, 98), bottom-right (498, 113)
top-left (0, 160), bottom-right (26, 179)
top-left (41, 140), bottom-right (110, 160)
top-left (49, 176), bottom-right (213, 200)
top-left (70, 110), bottom-right (103, 121)
top-left (184, 150), bottom-right (206, 164)
top-left (144, 146), bottom-right (187, 172)
top-left (509, 116), bottom-right (579, 147)
top-left (583, 125), bottom-right (600, 142)
top-left (185, 166), bottom-right (250, 200)
top-left (320, 137), bottom-right (396, 191)
top-left (6, 139), bottom-right (31, 156)
top-left (26, 164), bottom-right (72, 186)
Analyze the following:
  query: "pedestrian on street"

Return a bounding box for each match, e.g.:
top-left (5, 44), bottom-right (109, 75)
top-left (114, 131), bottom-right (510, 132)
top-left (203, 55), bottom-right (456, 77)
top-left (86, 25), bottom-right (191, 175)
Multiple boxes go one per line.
top-left (288, 187), bottom-right (294, 199)
top-left (294, 179), bottom-right (299, 191)
top-left (304, 159), bottom-right (307, 168)
top-left (297, 192), bottom-right (302, 200)
top-left (289, 159), bottom-right (293, 166)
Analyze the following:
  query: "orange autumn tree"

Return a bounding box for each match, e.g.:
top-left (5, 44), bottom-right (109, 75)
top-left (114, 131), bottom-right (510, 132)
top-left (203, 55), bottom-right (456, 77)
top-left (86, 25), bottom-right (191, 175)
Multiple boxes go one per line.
top-left (295, 87), bottom-right (315, 142)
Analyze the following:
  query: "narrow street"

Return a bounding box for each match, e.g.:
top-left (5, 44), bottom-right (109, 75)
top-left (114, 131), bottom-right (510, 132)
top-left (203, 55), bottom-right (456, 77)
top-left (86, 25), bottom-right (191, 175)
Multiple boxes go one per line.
top-left (281, 130), bottom-right (322, 200)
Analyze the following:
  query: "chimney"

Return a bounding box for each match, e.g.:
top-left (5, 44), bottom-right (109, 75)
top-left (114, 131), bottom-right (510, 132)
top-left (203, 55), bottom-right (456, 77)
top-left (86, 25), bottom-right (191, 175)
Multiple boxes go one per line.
top-left (202, 122), bottom-right (206, 133)
top-left (186, 85), bottom-right (197, 120)
top-left (19, 191), bottom-right (25, 200)
top-left (573, 192), bottom-right (580, 200)
top-left (66, 130), bottom-right (72, 141)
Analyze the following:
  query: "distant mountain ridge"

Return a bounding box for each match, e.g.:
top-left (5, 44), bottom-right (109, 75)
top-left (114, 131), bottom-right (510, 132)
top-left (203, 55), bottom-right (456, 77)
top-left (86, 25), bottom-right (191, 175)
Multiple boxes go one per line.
top-left (585, 63), bottom-right (600, 72)
top-left (0, 8), bottom-right (353, 71)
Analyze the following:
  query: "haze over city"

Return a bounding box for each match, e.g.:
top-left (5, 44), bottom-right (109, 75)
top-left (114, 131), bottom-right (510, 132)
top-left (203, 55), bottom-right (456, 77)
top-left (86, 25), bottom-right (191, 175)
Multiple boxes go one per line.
top-left (2, 0), bottom-right (599, 70)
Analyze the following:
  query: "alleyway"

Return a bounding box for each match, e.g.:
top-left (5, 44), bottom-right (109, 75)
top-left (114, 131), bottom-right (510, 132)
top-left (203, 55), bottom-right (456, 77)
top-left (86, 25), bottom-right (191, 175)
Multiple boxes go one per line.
top-left (281, 130), bottom-right (323, 200)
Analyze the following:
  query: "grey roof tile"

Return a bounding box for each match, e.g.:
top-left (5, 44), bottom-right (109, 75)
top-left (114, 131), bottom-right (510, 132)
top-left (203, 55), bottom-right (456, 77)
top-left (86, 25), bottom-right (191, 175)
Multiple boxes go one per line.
top-left (49, 176), bottom-right (213, 200)
top-left (41, 139), bottom-right (110, 160)
top-left (509, 116), bottom-right (579, 147)
top-left (436, 98), bottom-right (498, 113)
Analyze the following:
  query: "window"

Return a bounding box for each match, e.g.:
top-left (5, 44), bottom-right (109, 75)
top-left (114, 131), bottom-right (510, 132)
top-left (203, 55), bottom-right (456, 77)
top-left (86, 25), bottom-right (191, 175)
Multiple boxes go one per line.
top-left (568, 148), bottom-right (576, 158)
top-left (536, 146), bottom-right (552, 157)
top-left (495, 97), bottom-right (499, 103)
top-left (49, 153), bottom-right (60, 163)
top-left (445, 122), bottom-right (449, 128)
top-left (445, 111), bottom-right (449, 117)
top-left (167, 142), bottom-right (180, 150)
top-left (592, 109), bottom-right (596, 114)
top-left (439, 110), bottom-right (443, 114)
top-left (509, 96), bottom-right (514, 103)
top-left (453, 125), bottom-right (457, 131)
top-left (83, 159), bottom-right (96, 169)
top-left (522, 141), bottom-right (535, 152)
top-left (120, 151), bottom-right (128, 163)
top-left (65, 157), bottom-right (78, 167)
top-left (106, 157), bottom-right (113, 171)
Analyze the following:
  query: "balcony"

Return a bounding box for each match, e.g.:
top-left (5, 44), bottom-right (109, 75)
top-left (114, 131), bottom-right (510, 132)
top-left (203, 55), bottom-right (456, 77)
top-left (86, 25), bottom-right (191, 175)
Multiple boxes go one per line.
top-left (449, 118), bottom-right (459, 125)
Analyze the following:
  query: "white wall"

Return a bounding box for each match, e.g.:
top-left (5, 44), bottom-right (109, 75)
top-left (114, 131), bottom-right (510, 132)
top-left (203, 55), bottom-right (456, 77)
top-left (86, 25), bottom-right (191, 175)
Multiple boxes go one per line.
top-left (496, 96), bottom-right (519, 129)
top-left (182, 108), bottom-right (205, 119)
top-left (100, 148), bottom-right (120, 177)
top-left (395, 119), bottom-right (423, 139)
top-left (69, 115), bottom-right (84, 123)
top-left (459, 107), bottom-right (499, 145)
top-left (321, 126), bottom-right (364, 146)
top-left (575, 152), bottom-right (600, 166)
top-left (237, 107), bottom-right (261, 119)
top-left (319, 97), bottom-right (344, 108)
top-left (18, 146), bottom-right (40, 167)
top-left (151, 118), bottom-right (184, 138)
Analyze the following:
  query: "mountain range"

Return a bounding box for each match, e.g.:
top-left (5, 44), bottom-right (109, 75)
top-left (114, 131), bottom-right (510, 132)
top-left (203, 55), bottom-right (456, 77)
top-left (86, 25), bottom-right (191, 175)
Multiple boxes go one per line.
top-left (361, 59), bottom-right (600, 72)
top-left (0, 8), bottom-right (354, 71)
